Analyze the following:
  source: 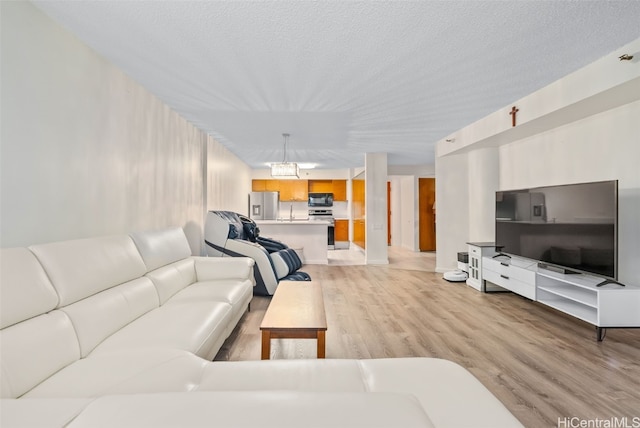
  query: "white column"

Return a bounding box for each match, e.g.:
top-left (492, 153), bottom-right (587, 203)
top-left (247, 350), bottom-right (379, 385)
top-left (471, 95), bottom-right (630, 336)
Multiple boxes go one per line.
top-left (435, 153), bottom-right (469, 272)
top-left (467, 147), bottom-right (499, 242)
top-left (364, 153), bottom-right (388, 265)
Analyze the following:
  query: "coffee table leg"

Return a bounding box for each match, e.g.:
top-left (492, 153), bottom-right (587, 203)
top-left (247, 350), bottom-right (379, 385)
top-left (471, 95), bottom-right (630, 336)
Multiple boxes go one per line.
top-left (261, 330), bottom-right (271, 360)
top-left (317, 330), bottom-right (326, 359)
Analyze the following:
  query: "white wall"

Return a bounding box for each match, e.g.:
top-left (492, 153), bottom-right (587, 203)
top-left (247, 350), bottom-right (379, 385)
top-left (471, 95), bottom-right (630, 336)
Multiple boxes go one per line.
top-left (435, 37), bottom-right (640, 285)
top-left (435, 153), bottom-right (469, 272)
top-left (499, 101), bottom-right (640, 284)
top-left (388, 164), bottom-right (435, 177)
top-left (467, 147), bottom-right (499, 242)
top-left (0, 2), bottom-right (251, 253)
top-left (206, 136), bottom-right (252, 214)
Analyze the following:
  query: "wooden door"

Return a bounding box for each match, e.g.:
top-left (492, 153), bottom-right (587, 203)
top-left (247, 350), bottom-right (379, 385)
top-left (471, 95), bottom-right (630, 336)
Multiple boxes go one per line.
top-left (418, 178), bottom-right (436, 251)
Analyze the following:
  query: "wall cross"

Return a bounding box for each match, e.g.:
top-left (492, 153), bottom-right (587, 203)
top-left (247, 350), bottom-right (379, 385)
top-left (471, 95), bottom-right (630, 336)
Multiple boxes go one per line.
top-left (509, 106), bottom-right (519, 127)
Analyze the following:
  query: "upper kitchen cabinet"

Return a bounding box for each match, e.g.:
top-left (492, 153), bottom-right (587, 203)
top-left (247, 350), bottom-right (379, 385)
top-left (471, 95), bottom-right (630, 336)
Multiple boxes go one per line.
top-left (308, 180), bottom-right (347, 201)
top-left (331, 180), bottom-right (347, 201)
top-left (279, 180), bottom-right (308, 202)
top-left (252, 179), bottom-right (346, 202)
top-left (308, 180), bottom-right (333, 193)
top-left (252, 179), bottom-right (280, 192)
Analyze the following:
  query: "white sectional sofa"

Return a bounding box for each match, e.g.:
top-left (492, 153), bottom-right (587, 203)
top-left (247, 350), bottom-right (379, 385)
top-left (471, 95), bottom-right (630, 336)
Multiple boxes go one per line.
top-left (0, 227), bottom-right (523, 427)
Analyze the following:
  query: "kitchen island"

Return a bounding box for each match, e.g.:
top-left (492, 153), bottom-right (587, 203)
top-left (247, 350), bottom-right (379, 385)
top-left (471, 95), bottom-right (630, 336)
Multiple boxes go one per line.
top-left (256, 220), bottom-right (329, 264)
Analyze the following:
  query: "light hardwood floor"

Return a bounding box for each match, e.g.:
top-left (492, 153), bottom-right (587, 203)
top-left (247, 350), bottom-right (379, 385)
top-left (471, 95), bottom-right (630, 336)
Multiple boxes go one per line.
top-left (215, 247), bottom-right (640, 427)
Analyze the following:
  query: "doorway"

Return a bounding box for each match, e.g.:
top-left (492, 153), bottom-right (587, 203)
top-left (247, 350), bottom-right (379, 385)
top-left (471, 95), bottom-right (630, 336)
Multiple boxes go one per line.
top-left (418, 178), bottom-right (436, 251)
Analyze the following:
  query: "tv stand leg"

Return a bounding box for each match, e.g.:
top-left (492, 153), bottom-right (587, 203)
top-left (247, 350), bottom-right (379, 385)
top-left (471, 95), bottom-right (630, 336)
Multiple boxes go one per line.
top-left (596, 279), bottom-right (625, 287)
top-left (596, 327), bottom-right (606, 342)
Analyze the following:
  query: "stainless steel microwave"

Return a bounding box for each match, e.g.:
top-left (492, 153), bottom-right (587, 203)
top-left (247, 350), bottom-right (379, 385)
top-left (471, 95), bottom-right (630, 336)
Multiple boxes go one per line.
top-left (308, 193), bottom-right (333, 207)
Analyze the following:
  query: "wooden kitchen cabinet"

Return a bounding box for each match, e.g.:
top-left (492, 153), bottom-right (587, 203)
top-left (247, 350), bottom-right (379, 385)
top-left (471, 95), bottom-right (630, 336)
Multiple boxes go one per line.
top-left (331, 180), bottom-right (347, 201)
top-left (253, 179), bottom-right (344, 202)
top-left (351, 178), bottom-right (365, 249)
top-left (279, 180), bottom-right (308, 202)
top-left (308, 179), bottom-right (347, 201)
top-left (252, 180), bottom-right (267, 191)
top-left (334, 219), bottom-right (349, 241)
top-left (308, 180), bottom-right (333, 193)
top-left (252, 179), bottom-right (280, 192)
top-left (264, 180), bottom-right (280, 192)
top-left (353, 220), bottom-right (365, 249)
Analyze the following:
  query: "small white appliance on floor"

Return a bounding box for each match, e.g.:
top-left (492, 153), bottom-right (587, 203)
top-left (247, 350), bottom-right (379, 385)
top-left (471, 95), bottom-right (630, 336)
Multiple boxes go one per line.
top-left (443, 252), bottom-right (469, 282)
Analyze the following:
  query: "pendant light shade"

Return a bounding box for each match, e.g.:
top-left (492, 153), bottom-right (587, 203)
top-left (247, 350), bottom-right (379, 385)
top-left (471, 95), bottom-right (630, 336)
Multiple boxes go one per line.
top-left (271, 133), bottom-right (299, 178)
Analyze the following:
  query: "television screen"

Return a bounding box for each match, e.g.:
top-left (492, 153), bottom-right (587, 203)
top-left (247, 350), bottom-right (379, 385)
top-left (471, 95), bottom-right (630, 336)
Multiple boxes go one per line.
top-left (495, 180), bottom-right (617, 279)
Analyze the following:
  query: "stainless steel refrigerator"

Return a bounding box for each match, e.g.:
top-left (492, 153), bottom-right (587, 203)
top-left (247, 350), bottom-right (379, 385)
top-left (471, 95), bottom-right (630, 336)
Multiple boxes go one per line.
top-left (248, 192), bottom-right (279, 220)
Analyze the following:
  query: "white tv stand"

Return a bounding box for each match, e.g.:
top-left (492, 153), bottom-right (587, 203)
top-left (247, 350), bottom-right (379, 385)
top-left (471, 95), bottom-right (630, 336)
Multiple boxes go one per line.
top-left (483, 255), bottom-right (640, 341)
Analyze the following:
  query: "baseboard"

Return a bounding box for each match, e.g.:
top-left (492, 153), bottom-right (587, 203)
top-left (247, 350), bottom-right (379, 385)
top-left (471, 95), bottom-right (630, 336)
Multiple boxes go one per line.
top-left (365, 258), bottom-right (390, 265)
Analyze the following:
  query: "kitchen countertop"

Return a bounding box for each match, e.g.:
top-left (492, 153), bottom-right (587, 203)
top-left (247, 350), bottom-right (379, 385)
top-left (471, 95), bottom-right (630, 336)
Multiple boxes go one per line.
top-left (255, 219), bottom-right (331, 225)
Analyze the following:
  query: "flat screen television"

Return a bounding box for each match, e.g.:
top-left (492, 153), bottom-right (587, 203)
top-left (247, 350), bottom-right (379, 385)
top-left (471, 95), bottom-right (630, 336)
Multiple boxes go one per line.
top-left (495, 180), bottom-right (618, 280)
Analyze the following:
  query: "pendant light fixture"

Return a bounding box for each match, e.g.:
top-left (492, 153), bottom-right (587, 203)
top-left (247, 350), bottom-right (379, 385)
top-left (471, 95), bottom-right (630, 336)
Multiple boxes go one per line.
top-left (270, 133), bottom-right (299, 178)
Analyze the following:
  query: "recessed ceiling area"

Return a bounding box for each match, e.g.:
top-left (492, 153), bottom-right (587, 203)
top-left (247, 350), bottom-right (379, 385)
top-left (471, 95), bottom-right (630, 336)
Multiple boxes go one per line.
top-left (33, 1), bottom-right (640, 170)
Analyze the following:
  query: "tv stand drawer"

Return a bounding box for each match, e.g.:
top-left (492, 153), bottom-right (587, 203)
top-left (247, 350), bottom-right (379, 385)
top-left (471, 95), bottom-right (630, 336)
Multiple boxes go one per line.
top-left (484, 270), bottom-right (536, 300)
top-left (483, 257), bottom-right (536, 283)
top-left (483, 258), bottom-right (536, 300)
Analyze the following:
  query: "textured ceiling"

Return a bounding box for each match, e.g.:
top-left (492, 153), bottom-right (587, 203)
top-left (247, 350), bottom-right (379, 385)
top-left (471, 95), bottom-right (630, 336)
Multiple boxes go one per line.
top-left (33, 1), bottom-right (640, 170)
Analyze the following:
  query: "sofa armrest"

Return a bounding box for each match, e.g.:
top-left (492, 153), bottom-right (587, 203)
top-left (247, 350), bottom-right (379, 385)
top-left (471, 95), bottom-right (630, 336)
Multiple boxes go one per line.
top-left (193, 257), bottom-right (255, 282)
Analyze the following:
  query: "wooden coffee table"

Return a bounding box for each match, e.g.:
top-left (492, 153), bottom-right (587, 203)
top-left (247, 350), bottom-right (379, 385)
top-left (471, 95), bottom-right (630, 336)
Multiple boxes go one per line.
top-left (260, 281), bottom-right (327, 360)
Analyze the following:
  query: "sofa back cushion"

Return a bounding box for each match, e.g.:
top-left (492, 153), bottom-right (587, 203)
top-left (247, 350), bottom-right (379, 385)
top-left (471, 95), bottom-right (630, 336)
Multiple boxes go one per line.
top-left (1, 311), bottom-right (80, 398)
top-left (0, 248), bottom-right (59, 329)
top-left (129, 227), bottom-right (196, 304)
top-left (29, 235), bottom-right (147, 307)
top-left (60, 277), bottom-right (160, 357)
top-left (145, 259), bottom-right (197, 305)
top-left (0, 248), bottom-right (80, 398)
top-left (130, 227), bottom-right (192, 272)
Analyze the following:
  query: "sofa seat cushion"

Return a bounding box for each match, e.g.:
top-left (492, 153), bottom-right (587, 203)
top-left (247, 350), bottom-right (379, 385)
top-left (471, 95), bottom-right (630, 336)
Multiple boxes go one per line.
top-left (90, 301), bottom-right (231, 359)
top-left (23, 349), bottom-right (208, 398)
top-left (59, 277), bottom-right (160, 358)
top-left (198, 359), bottom-right (368, 392)
top-left (66, 391), bottom-right (435, 428)
top-left (359, 358), bottom-right (522, 428)
top-left (167, 280), bottom-right (253, 307)
top-left (197, 358), bottom-right (523, 428)
top-left (0, 398), bottom-right (93, 428)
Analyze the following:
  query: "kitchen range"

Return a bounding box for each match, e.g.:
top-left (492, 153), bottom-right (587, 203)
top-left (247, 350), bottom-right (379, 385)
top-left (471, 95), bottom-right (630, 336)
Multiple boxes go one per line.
top-left (309, 209), bottom-right (335, 250)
